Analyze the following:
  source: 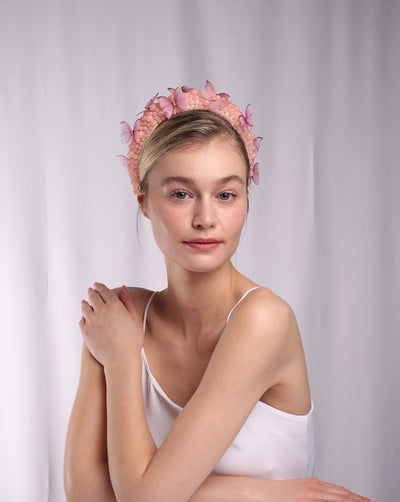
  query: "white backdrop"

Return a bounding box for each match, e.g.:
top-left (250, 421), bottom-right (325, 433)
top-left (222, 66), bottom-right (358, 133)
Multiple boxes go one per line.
top-left (1, 1), bottom-right (399, 501)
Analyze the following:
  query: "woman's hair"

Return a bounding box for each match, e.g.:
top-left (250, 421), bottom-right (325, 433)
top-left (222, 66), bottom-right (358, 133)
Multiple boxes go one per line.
top-left (138, 109), bottom-right (251, 194)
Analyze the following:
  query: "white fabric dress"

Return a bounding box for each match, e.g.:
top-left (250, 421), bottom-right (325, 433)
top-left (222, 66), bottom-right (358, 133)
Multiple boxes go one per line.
top-left (141, 287), bottom-right (315, 480)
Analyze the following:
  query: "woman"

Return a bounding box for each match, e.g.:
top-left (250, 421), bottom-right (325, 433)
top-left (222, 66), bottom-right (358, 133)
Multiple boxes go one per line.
top-left (64, 82), bottom-right (374, 501)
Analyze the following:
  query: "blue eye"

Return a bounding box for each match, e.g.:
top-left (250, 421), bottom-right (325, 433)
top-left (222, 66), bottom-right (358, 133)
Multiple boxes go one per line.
top-left (172, 191), bottom-right (188, 200)
top-left (219, 192), bottom-right (235, 201)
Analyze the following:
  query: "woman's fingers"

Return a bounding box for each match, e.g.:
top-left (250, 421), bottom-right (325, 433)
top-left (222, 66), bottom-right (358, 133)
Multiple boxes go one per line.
top-left (81, 299), bottom-right (93, 315)
top-left (263, 478), bottom-right (373, 502)
top-left (307, 477), bottom-right (371, 501)
top-left (92, 282), bottom-right (117, 303)
top-left (329, 482), bottom-right (370, 502)
top-left (82, 283), bottom-right (117, 315)
top-left (87, 287), bottom-right (104, 309)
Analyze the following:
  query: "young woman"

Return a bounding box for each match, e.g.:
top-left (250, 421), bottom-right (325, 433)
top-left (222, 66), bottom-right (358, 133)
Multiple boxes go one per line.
top-left (64, 82), bottom-right (375, 501)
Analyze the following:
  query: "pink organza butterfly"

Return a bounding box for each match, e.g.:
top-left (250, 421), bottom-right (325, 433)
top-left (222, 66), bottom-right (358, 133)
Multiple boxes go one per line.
top-left (158, 96), bottom-right (174, 118)
top-left (116, 154), bottom-right (129, 172)
top-left (172, 87), bottom-right (190, 111)
top-left (202, 80), bottom-right (229, 99)
top-left (253, 136), bottom-right (263, 153)
top-left (239, 104), bottom-right (254, 133)
top-left (202, 80), bottom-right (230, 110)
top-left (120, 121), bottom-right (132, 143)
top-left (209, 94), bottom-right (230, 111)
top-left (251, 163), bottom-right (260, 185)
top-left (120, 119), bottom-right (141, 143)
top-left (145, 92), bottom-right (159, 109)
top-left (202, 80), bottom-right (217, 99)
top-left (135, 92), bottom-right (159, 116)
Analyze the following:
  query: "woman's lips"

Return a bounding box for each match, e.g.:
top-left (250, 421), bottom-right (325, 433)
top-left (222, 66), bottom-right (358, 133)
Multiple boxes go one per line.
top-left (184, 239), bottom-right (222, 250)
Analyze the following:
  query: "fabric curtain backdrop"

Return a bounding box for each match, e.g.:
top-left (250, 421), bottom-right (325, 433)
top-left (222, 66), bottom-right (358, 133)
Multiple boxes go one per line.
top-left (1, 0), bottom-right (398, 500)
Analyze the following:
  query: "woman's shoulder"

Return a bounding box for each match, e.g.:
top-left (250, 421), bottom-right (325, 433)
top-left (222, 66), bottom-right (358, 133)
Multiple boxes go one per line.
top-left (230, 285), bottom-right (299, 346)
top-left (235, 284), bottom-right (293, 319)
top-left (111, 285), bottom-right (155, 312)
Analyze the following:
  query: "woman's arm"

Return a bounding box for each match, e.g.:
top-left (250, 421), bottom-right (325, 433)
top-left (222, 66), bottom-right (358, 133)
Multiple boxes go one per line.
top-left (64, 342), bottom-right (117, 500)
top-left (104, 355), bottom-right (373, 502)
top-left (64, 341), bottom-right (256, 501)
top-left (102, 288), bottom-right (298, 502)
top-left (193, 478), bottom-right (373, 502)
top-left (65, 337), bottom-right (372, 502)
top-left (64, 336), bottom-right (266, 502)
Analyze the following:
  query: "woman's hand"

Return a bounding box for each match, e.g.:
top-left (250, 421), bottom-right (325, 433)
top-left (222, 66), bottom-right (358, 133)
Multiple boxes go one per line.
top-left (79, 283), bottom-right (142, 367)
top-left (258, 477), bottom-right (377, 502)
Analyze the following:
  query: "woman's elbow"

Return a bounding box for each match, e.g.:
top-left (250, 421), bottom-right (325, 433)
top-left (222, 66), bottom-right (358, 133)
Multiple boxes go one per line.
top-left (63, 462), bottom-right (118, 502)
top-left (63, 471), bottom-right (88, 502)
top-left (63, 464), bottom-right (76, 501)
top-left (114, 482), bottom-right (175, 502)
top-left (63, 476), bottom-right (80, 502)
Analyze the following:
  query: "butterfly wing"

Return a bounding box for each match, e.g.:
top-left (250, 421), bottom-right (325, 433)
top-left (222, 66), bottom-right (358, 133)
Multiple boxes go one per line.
top-left (245, 104), bottom-right (254, 127)
top-left (145, 92), bottom-right (159, 109)
top-left (209, 96), bottom-right (229, 111)
top-left (251, 163), bottom-right (259, 185)
top-left (253, 136), bottom-right (263, 152)
top-left (201, 80), bottom-right (216, 99)
top-left (116, 154), bottom-right (129, 172)
top-left (159, 96), bottom-right (174, 118)
top-left (120, 121), bottom-right (133, 143)
top-left (133, 118), bottom-right (142, 142)
top-left (239, 114), bottom-right (249, 133)
top-left (174, 87), bottom-right (190, 110)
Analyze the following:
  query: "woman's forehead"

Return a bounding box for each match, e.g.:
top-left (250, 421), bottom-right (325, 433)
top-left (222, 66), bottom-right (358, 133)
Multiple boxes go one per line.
top-left (154, 140), bottom-right (247, 177)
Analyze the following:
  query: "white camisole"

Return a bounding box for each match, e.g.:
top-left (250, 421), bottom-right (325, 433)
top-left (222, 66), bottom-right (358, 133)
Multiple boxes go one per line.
top-left (140, 287), bottom-right (315, 480)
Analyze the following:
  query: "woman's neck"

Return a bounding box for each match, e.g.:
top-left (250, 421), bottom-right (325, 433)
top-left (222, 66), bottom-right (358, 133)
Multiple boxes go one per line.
top-left (157, 261), bottom-right (246, 346)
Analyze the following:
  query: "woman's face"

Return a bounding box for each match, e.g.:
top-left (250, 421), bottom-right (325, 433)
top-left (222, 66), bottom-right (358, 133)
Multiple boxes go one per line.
top-left (139, 138), bottom-right (249, 274)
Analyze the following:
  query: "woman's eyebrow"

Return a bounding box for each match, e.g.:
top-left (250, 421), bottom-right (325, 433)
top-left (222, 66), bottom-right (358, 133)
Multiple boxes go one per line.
top-left (161, 175), bottom-right (245, 186)
top-left (161, 176), bottom-right (193, 186)
top-left (217, 175), bottom-right (245, 186)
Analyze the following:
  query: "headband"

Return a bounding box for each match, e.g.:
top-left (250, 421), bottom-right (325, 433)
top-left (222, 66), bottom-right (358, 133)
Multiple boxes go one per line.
top-left (117, 80), bottom-right (263, 195)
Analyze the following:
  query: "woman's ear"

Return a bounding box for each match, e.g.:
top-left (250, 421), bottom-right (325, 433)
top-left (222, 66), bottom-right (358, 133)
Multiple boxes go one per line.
top-left (137, 193), bottom-right (149, 218)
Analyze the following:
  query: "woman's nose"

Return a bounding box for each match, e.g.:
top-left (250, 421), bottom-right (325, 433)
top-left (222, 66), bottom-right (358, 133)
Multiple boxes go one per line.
top-left (192, 198), bottom-right (216, 229)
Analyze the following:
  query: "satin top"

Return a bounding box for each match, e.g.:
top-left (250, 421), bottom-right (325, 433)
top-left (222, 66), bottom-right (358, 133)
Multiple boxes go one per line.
top-left (140, 287), bottom-right (315, 479)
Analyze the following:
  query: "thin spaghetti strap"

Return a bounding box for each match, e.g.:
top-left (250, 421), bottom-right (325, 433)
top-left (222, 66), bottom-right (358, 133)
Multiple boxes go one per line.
top-left (226, 286), bottom-right (261, 325)
top-left (142, 291), bottom-right (157, 335)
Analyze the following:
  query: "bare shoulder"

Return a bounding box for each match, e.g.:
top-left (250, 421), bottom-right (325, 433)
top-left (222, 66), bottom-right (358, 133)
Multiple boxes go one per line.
top-left (180, 287), bottom-right (304, 448)
top-left (218, 286), bottom-right (311, 414)
top-left (110, 285), bottom-right (154, 313)
top-left (229, 286), bottom-right (297, 339)
top-left (225, 286), bottom-right (302, 370)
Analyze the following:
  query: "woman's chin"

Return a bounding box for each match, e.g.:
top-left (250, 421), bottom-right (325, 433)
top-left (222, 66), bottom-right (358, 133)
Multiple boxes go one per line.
top-left (167, 255), bottom-right (234, 275)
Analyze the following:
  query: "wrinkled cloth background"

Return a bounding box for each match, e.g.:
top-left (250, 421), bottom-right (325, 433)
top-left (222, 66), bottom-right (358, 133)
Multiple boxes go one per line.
top-left (1, 1), bottom-right (398, 501)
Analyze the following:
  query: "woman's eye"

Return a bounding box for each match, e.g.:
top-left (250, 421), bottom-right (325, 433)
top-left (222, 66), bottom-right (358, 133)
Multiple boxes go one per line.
top-left (219, 192), bottom-right (235, 201)
top-left (172, 191), bottom-right (188, 200)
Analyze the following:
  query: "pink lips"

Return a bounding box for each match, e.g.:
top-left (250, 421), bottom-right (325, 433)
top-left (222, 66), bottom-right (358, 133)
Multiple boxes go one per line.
top-left (184, 238), bottom-right (222, 250)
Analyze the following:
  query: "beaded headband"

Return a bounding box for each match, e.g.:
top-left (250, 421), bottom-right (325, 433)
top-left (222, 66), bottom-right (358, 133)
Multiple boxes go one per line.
top-left (117, 80), bottom-right (263, 195)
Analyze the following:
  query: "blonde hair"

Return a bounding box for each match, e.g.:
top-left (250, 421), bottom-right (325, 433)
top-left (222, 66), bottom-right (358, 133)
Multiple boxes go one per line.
top-left (138, 110), bottom-right (251, 193)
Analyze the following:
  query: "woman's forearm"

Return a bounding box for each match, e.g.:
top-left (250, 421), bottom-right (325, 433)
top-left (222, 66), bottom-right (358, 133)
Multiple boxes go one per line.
top-left (104, 354), bottom-right (157, 499)
top-left (67, 461), bottom-right (260, 502)
top-left (188, 475), bottom-right (265, 502)
top-left (65, 460), bottom-right (117, 502)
